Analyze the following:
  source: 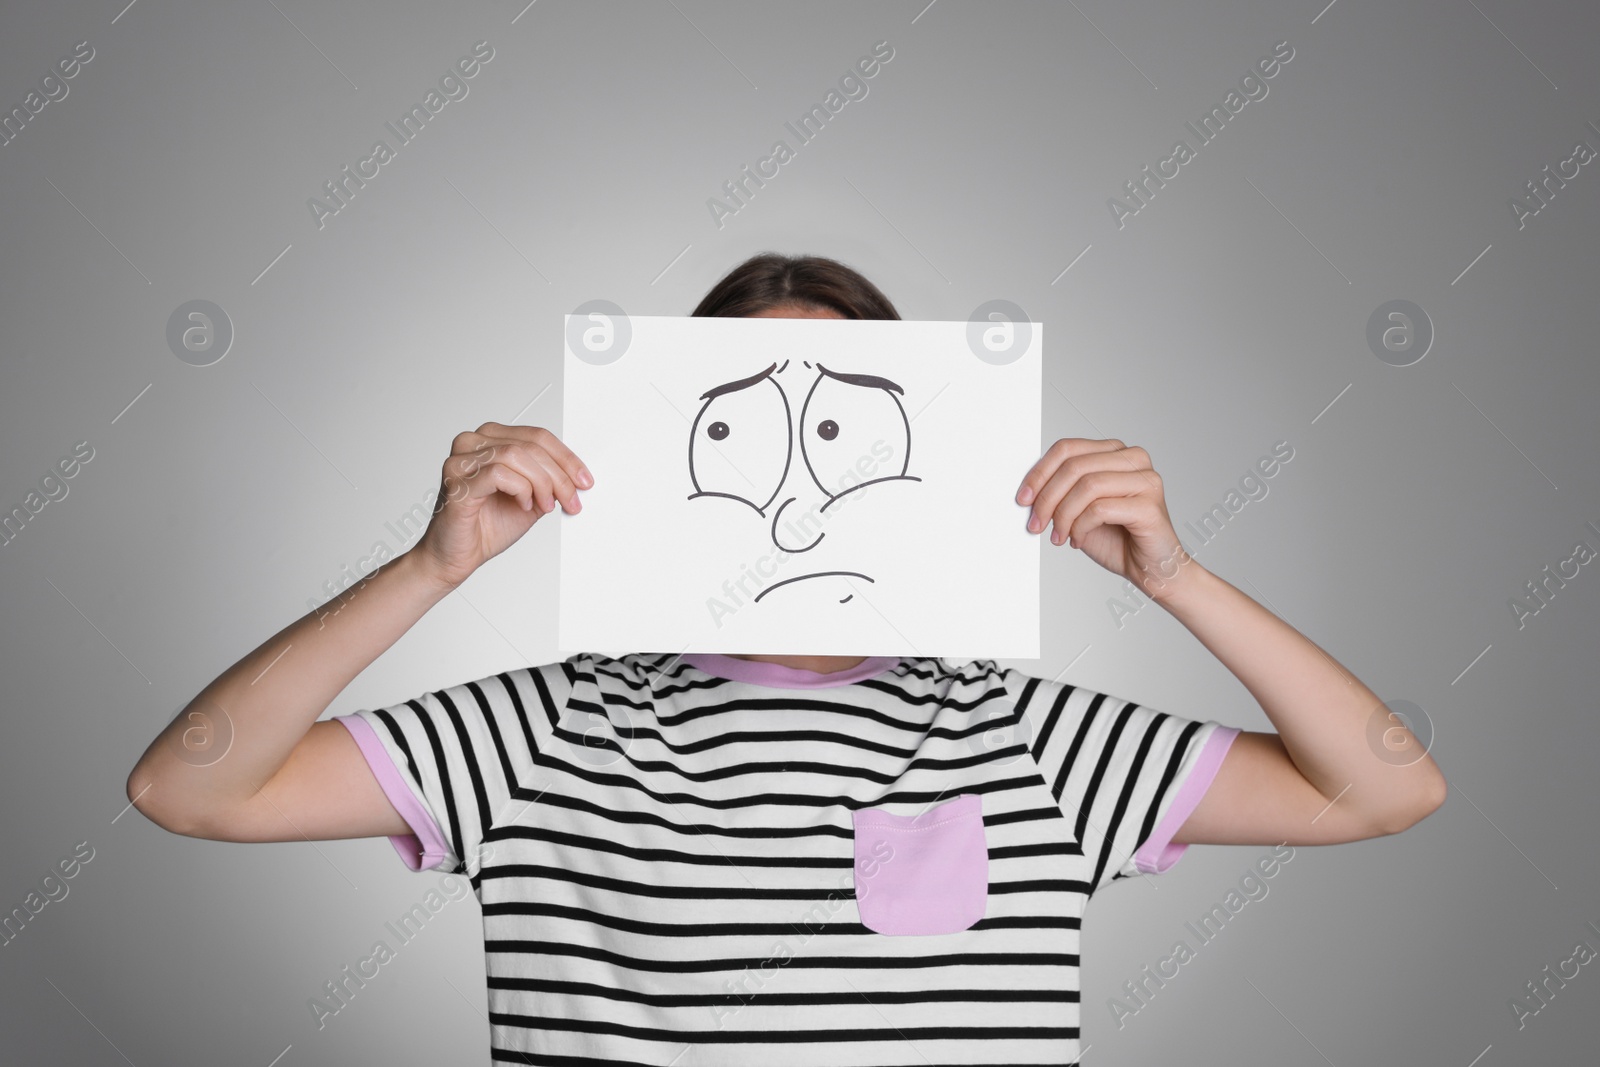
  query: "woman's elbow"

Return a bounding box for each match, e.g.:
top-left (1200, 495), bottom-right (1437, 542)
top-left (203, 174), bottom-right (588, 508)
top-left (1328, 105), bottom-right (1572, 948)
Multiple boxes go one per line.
top-left (1379, 772), bottom-right (1447, 836)
top-left (124, 763), bottom-right (198, 837)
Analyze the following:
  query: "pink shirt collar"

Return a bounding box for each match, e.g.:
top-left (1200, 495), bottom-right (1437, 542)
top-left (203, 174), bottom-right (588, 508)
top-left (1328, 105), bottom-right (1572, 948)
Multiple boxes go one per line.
top-left (682, 653), bottom-right (902, 689)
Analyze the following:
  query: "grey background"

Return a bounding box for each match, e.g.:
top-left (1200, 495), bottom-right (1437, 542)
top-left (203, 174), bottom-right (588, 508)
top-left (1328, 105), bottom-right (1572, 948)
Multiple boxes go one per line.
top-left (2, 0), bottom-right (1596, 1063)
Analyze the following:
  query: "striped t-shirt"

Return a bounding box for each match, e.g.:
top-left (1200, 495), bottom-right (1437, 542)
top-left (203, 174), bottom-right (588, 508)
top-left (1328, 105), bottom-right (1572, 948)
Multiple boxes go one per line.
top-left (333, 651), bottom-right (1239, 1065)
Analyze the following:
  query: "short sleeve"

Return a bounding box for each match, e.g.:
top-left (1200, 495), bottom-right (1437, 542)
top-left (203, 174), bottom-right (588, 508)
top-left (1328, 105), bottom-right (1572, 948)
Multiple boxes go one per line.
top-left (331, 662), bottom-right (572, 877)
top-left (1002, 667), bottom-right (1240, 892)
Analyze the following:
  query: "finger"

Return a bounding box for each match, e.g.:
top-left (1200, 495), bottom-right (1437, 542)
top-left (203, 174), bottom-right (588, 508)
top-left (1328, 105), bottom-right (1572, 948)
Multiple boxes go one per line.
top-left (451, 459), bottom-right (537, 513)
top-left (450, 429), bottom-right (495, 457)
top-left (525, 447), bottom-right (584, 513)
top-left (445, 449), bottom-right (541, 512)
top-left (488, 442), bottom-right (580, 513)
top-left (485, 450), bottom-right (566, 515)
top-left (1046, 469), bottom-right (1154, 543)
top-left (454, 440), bottom-right (579, 514)
top-left (476, 423), bottom-right (594, 489)
top-left (527, 427), bottom-right (593, 490)
top-left (1016, 438), bottom-right (1124, 508)
top-left (1026, 447), bottom-right (1143, 533)
top-left (1064, 494), bottom-right (1150, 548)
top-left (484, 463), bottom-right (540, 513)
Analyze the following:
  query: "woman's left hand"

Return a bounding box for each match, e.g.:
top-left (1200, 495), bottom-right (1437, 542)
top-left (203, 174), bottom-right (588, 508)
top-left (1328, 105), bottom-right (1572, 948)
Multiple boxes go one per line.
top-left (1015, 437), bottom-right (1195, 599)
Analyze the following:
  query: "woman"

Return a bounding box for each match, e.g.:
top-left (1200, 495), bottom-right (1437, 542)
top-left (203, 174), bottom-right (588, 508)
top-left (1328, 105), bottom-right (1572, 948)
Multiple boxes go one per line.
top-left (127, 253), bottom-right (1446, 1063)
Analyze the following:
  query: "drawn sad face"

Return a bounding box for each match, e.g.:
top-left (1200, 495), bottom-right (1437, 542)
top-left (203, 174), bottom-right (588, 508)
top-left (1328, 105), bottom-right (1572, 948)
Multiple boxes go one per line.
top-left (687, 359), bottom-right (920, 604)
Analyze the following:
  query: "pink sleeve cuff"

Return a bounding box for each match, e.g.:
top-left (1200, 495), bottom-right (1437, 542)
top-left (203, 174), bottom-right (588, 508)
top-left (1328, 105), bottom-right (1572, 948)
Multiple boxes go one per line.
top-left (334, 714), bottom-right (454, 872)
top-left (1133, 725), bottom-right (1241, 874)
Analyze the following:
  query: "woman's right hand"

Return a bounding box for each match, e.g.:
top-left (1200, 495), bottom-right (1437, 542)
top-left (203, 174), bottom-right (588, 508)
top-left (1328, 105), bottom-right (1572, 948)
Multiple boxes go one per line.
top-left (411, 422), bottom-right (592, 590)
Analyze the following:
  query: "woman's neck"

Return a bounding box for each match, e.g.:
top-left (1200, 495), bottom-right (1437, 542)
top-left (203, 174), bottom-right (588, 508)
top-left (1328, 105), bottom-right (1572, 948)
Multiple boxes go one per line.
top-left (722, 654), bottom-right (869, 674)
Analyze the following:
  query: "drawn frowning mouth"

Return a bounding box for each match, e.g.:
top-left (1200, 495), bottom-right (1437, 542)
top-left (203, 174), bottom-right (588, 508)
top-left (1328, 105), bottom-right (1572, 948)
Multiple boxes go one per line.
top-left (751, 571), bottom-right (874, 603)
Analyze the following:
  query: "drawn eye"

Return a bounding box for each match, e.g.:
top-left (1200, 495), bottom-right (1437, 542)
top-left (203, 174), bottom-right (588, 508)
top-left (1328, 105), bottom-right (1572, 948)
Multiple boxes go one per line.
top-left (800, 373), bottom-right (910, 498)
top-left (689, 380), bottom-right (790, 512)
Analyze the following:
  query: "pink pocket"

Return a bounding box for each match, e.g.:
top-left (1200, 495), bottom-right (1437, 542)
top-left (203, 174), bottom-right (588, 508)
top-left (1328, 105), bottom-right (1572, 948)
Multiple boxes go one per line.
top-left (851, 793), bottom-right (988, 935)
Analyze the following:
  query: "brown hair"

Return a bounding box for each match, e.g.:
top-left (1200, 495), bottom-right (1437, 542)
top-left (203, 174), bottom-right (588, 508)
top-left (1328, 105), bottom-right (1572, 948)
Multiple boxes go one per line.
top-left (690, 252), bottom-right (900, 320)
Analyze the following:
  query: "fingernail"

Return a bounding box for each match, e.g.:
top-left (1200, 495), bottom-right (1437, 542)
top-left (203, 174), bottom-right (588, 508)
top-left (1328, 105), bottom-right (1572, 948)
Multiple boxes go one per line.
top-left (577, 469), bottom-right (593, 488)
top-left (1027, 515), bottom-right (1041, 533)
top-left (1017, 485), bottom-right (1034, 505)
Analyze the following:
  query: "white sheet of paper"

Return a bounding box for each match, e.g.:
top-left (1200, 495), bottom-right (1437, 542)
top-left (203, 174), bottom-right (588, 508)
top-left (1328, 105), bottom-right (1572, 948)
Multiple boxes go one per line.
top-left (558, 314), bottom-right (1041, 657)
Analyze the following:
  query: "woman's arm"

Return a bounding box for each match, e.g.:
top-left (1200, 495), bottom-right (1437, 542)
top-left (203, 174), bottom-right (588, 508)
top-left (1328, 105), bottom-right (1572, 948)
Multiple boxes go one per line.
top-left (1016, 437), bottom-right (1446, 847)
top-left (1148, 560), bottom-right (1445, 845)
top-left (125, 547), bottom-right (455, 839)
top-left (126, 423), bottom-right (590, 841)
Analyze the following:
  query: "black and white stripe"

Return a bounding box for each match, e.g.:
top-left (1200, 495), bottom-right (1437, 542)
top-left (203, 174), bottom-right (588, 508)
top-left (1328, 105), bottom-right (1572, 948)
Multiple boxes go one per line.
top-left (346, 653), bottom-right (1225, 1064)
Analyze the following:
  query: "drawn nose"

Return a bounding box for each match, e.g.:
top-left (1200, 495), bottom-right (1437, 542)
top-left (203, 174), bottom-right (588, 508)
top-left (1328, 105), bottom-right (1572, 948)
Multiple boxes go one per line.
top-left (770, 493), bottom-right (827, 553)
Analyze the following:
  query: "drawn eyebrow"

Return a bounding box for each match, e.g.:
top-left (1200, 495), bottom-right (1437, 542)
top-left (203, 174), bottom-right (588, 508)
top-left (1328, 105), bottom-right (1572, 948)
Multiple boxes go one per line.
top-left (815, 363), bottom-right (903, 395)
top-left (699, 362), bottom-right (778, 401)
